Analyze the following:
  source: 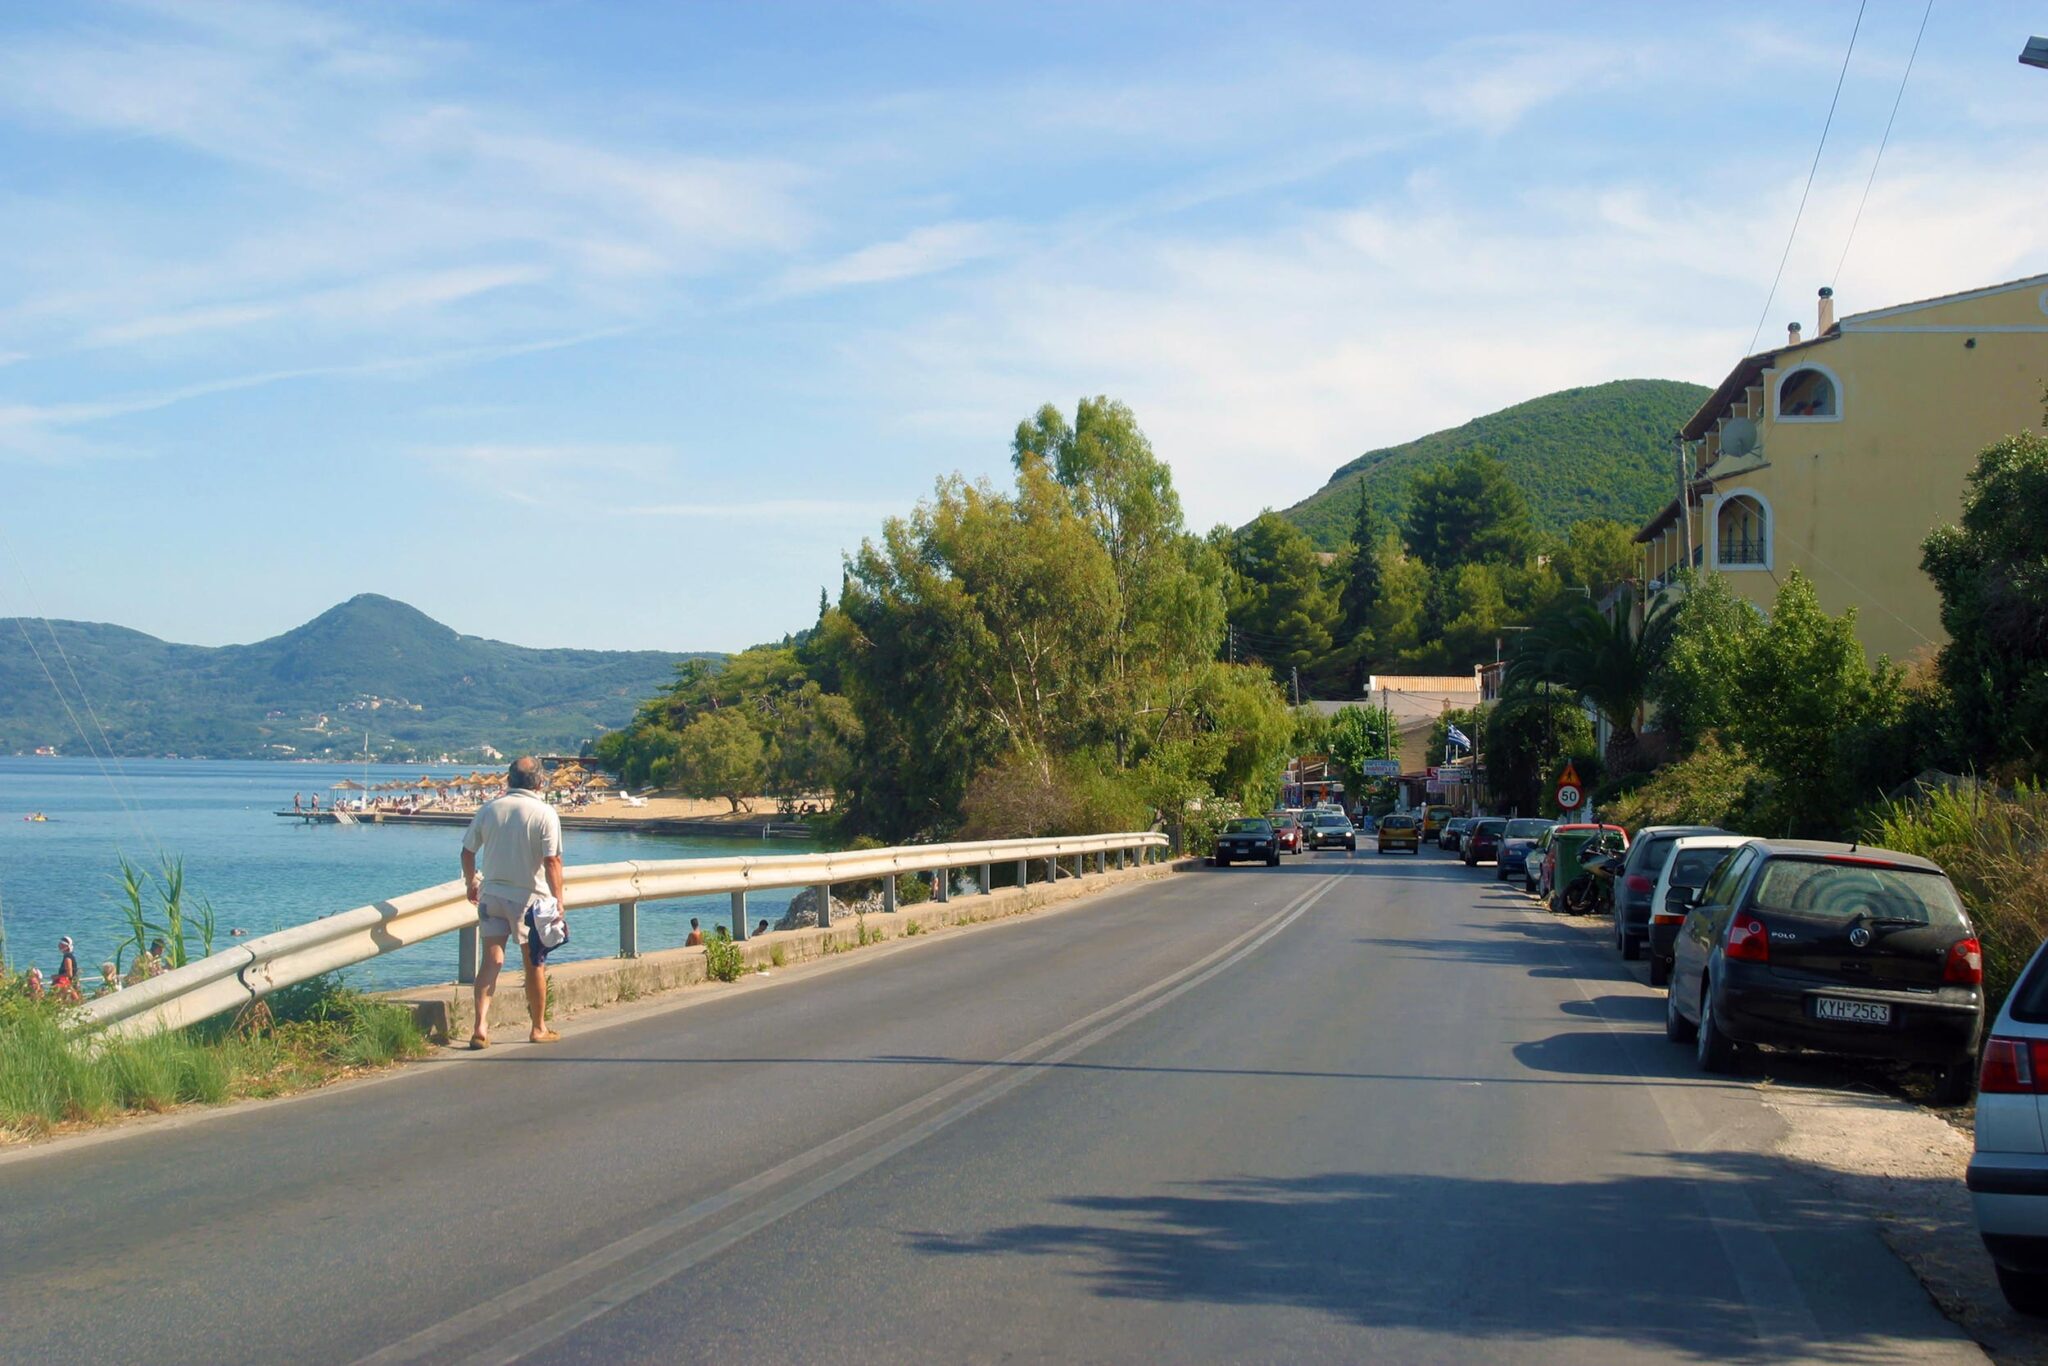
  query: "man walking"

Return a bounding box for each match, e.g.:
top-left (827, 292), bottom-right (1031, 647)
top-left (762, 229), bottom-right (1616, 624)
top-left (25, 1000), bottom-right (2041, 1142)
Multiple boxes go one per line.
top-left (460, 756), bottom-right (565, 1047)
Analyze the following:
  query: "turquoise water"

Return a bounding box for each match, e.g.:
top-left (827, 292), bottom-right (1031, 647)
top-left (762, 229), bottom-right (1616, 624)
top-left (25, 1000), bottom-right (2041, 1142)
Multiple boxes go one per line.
top-left (0, 758), bottom-right (813, 991)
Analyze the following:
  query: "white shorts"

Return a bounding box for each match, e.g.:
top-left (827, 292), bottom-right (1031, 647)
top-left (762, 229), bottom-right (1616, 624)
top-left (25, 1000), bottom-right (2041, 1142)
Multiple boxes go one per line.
top-left (477, 893), bottom-right (529, 946)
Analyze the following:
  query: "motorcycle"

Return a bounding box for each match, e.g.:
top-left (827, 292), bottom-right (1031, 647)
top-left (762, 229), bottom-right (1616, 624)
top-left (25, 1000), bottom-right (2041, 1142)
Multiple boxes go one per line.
top-left (1563, 839), bottom-right (1626, 916)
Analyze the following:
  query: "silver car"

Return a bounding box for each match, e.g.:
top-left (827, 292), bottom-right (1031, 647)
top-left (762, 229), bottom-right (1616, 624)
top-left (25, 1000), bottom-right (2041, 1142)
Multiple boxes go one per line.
top-left (1971, 936), bottom-right (2048, 1315)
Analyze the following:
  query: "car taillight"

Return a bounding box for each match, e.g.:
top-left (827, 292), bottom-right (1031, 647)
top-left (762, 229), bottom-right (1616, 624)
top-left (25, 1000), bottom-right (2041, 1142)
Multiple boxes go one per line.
top-left (1725, 913), bottom-right (1770, 963)
top-left (1626, 874), bottom-right (1653, 894)
top-left (1980, 1036), bottom-right (2048, 1093)
top-left (1945, 937), bottom-right (1984, 986)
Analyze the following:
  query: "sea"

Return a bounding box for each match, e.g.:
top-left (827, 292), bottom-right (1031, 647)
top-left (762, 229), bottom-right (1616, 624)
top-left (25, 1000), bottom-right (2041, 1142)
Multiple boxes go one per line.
top-left (0, 757), bottom-right (815, 992)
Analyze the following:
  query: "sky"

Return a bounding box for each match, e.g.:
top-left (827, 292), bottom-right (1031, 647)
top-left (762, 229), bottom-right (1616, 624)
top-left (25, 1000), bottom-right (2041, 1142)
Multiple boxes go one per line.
top-left (3, 1), bottom-right (2046, 653)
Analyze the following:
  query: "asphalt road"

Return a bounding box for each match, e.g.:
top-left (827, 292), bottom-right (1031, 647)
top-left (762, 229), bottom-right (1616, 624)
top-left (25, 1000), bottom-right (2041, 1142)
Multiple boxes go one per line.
top-left (0, 849), bottom-right (1986, 1364)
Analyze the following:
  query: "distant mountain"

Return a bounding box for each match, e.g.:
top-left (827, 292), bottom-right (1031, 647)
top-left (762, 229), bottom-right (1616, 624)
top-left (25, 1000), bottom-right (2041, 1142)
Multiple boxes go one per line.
top-left (1272, 379), bottom-right (1712, 549)
top-left (0, 594), bottom-right (718, 760)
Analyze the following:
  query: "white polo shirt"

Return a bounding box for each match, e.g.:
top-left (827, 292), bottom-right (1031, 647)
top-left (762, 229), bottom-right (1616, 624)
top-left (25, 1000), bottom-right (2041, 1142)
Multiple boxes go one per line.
top-left (461, 789), bottom-right (563, 902)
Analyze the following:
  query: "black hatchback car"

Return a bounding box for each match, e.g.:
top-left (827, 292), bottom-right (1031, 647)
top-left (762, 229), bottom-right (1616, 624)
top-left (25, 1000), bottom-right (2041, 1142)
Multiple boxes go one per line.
top-left (1213, 817), bottom-right (1280, 867)
top-left (1612, 825), bottom-right (1725, 962)
top-left (1664, 840), bottom-right (1984, 1102)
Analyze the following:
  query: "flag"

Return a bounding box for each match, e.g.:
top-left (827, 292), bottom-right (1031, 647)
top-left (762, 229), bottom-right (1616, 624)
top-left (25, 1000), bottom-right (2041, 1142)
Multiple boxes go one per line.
top-left (1446, 723), bottom-right (1473, 751)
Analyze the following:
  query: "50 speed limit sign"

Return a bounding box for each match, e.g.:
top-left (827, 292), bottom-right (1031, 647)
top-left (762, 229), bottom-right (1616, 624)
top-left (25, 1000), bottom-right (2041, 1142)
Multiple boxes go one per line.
top-left (1555, 782), bottom-right (1582, 811)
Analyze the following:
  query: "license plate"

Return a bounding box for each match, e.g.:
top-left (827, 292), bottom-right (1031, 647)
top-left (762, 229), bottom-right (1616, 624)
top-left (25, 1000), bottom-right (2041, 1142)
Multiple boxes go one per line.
top-left (1814, 998), bottom-right (1892, 1025)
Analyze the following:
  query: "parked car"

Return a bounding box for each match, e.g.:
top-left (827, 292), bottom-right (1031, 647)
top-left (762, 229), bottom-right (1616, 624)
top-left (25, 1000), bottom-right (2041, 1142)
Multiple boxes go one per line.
top-left (1376, 813), bottom-right (1420, 854)
top-left (1462, 817), bottom-right (1507, 867)
top-left (1213, 817), bottom-right (1280, 866)
top-left (1664, 840), bottom-right (1983, 1101)
top-left (1645, 834), bottom-right (1748, 986)
top-left (1439, 816), bottom-right (1473, 851)
top-left (1969, 936), bottom-right (2048, 1314)
top-left (1420, 804), bottom-right (1455, 845)
top-left (1524, 824), bottom-right (1560, 894)
top-left (1543, 824), bottom-right (1630, 913)
top-left (1613, 826), bottom-right (1726, 962)
top-left (1497, 818), bottom-right (1553, 884)
top-left (1306, 812), bottom-right (1357, 851)
top-left (1270, 814), bottom-right (1303, 855)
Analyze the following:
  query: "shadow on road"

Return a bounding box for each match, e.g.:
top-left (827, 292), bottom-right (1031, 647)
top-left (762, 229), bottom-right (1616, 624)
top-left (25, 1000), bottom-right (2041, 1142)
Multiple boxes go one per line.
top-left (906, 1158), bottom-right (1960, 1360)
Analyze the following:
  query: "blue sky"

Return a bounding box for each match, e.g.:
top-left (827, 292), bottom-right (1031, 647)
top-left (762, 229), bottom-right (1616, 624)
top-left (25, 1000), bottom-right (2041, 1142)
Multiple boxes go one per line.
top-left (3, 1), bottom-right (2045, 652)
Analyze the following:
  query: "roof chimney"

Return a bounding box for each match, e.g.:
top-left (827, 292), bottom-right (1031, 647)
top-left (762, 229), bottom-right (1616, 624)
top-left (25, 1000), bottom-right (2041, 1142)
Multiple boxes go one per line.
top-left (1818, 286), bottom-right (1835, 335)
top-left (1787, 320), bottom-right (1802, 346)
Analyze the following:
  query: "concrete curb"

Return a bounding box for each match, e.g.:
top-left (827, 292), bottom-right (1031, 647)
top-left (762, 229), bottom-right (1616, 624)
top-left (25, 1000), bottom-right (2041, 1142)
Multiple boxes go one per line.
top-left (385, 856), bottom-right (1199, 1043)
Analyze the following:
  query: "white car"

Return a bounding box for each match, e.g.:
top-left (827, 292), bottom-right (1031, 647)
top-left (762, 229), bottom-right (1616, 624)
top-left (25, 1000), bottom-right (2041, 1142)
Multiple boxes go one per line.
top-left (1971, 936), bottom-right (2048, 1315)
top-left (1644, 835), bottom-right (1748, 987)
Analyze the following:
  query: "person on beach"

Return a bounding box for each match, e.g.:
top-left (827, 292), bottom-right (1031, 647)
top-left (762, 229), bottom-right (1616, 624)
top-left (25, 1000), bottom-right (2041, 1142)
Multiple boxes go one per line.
top-left (52, 937), bottom-right (82, 1002)
top-left (125, 938), bottom-right (168, 985)
top-left (460, 755), bottom-right (565, 1048)
top-left (685, 919), bottom-right (705, 947)
top-left (754, 919), bottom-right (769, 938)
top-left (293, 792), bottom-right (303, 813)
top-left (96, 962), bottom-right (121, 996)
top-left (24, 967), bottom-right (44, 1001)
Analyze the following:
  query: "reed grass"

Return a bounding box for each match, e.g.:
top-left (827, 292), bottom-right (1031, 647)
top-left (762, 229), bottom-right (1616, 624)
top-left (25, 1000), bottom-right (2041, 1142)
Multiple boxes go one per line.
top-left (0, 973), bottom-right (426, 1139)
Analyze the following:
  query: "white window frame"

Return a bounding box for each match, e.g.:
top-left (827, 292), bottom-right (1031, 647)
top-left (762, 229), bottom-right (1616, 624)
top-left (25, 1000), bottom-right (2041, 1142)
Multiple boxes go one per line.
top-left (1773, 362), bottom-right (1842, 424)
top-left (1710, 488), bottom-right (1774, 573)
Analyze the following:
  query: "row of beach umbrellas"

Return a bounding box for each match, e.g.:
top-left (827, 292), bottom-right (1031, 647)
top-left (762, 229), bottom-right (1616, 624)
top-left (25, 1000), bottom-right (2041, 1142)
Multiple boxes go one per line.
top-left (329, 768), bottom-right (615, 793)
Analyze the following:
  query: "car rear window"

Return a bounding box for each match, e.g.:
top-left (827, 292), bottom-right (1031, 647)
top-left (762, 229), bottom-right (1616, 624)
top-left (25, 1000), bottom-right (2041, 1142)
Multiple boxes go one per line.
top-left (2009, 951), bottom-right (2048, 1024)
top-left (1748, 858), bottom-right (1967, 928)
top-left (1667, 846), bottom-right (1734, 889)
top-left (1223, 818), bottom-right (1271, 834)
top-left (1504, 819), bottom-right (1549, 838)
top-left (1381, 816), bottom-right (1414, 829)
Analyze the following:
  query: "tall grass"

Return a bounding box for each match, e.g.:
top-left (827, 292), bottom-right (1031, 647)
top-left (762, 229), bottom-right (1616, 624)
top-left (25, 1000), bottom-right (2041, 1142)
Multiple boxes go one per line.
top-left (1867, 781), bottom-right (2048, 1016)
top-left (0, 973), bottom-right (426, 1138)
top-left (112, 855), bottom-right (218, 971)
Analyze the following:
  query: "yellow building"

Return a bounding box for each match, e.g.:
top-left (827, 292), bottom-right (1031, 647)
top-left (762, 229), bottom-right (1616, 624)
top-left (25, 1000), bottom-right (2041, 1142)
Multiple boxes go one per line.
top-left (1638, 273), bottom-right (2048, 663)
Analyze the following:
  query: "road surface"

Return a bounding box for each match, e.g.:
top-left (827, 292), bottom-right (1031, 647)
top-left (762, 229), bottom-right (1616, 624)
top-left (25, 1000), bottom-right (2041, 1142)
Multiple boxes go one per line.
top-left (0, 850), bottom-right (1985, 1364)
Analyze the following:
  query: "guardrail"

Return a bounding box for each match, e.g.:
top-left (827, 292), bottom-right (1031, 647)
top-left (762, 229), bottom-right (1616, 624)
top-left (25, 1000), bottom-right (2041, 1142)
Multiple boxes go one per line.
top-left (80, 831), bottom-right (1172, 1040)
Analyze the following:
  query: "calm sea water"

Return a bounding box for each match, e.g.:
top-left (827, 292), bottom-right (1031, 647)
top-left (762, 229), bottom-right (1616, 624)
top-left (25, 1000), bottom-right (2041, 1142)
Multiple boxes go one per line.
top-left (0, 758), bottom-right (813, 992)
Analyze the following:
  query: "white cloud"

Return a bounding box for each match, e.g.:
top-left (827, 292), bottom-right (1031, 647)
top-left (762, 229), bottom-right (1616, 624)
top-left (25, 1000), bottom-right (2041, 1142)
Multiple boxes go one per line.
top-left (621, 499), bottom-right (902, 522)
top-left (776, 221), bottom-right (1008, 295)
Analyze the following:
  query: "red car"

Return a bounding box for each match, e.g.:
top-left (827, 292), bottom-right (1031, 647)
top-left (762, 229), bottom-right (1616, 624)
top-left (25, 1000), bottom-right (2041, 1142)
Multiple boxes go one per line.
top-left (1271, 814), bottom-right (1304, 854)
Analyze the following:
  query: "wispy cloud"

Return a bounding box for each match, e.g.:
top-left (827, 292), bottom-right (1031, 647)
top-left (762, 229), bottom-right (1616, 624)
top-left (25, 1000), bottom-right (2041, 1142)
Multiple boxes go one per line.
top-left (620, 499), bottom-right (901, 522)
top-left (776, 221), bottom-right (1009, 296)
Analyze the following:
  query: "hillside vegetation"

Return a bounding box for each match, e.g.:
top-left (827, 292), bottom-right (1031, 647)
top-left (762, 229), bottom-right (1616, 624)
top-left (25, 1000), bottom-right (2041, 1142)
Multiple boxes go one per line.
top-left (0, 594), bottom-right (715, 760)
top-left (1275, 379), bottom-right (1710, 548)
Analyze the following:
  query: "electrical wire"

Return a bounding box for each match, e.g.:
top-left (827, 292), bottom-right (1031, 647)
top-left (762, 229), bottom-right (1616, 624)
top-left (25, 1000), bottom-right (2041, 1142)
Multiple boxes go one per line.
top-left (1743, 0), bottom-right (1867, 358)
top-left (1833, 0), bottom-right (1934, 290)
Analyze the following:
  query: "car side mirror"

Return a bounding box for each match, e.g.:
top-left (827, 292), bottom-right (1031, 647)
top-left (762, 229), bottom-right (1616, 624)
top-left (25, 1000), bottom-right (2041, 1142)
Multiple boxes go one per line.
top-left (1665, 886), bottom-right (1697, 913)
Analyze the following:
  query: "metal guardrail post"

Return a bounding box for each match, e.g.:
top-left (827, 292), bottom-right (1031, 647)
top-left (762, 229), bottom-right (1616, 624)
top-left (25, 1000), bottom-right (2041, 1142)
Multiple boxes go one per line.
top-left (932, 868), bottom-right (950, 903)
top-left (815, 883), bottom-right (833, 928)
top-left (1116, 847), bottom-right (1126, 871)
top-left (1015, 857), bottom-right (1028, 888)
top-left (458, 925), bottom-right (480, 985)
top-left (618, 900), bottom-right (640, 958)
top-left (981, 862), bottom-right (992, 895)
top-left (1045, 856), bottom-right (1057, 884)
top-left (883, 873), bottom-right (898, 914)
top-left (731, 890), bottom-right (748, 940)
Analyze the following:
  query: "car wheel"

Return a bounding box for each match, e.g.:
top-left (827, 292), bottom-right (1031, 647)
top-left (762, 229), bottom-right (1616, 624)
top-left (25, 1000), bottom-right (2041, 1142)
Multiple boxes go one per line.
top-left (1997, 1265), bottom-right (2048, 1317)
top-left (1648, 955), bottom-right (1670, 988)
top-left (1664, 979), bottom-right (1695, 1043)
top-left (1216, 856), bottom-right (1230, 867)
top-left (1494, 865), bottom-right (1505, 881)
top-left (1266, 854), bottom-right (1280, 867)
top-left (1929, 1058), bottom-right (1975, 1107)
top-left (1695, 980), bottom-right (1738, 1073)
top-left (1619, 927), bottom-right (1640, 962)
top-left (1347, 839), bottom-right (1356, 851)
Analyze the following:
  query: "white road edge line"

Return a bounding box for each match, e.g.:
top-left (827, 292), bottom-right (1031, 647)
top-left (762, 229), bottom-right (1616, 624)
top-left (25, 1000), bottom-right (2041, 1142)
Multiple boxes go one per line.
top-left (356, 873), bottom-right (1343, 1366)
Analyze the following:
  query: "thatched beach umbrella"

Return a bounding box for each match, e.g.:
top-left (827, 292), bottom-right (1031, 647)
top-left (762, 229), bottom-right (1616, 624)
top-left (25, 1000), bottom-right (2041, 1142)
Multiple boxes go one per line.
top-left (331, 779), bottom-right (364, 790)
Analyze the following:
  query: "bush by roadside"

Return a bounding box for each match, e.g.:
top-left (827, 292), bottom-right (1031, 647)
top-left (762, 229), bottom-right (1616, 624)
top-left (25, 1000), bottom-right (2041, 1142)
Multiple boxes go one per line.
top-left (1867, 783), bottom-right (2048, 1018)
top-left (0, 973), bottom-right (426, 1141)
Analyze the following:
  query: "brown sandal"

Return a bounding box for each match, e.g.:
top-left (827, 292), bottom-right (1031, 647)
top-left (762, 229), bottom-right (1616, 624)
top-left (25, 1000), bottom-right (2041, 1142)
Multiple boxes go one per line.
top-left (466, 1036), bottom-right (491, 1050)
top-left (529, 1029), bottom-right (561, 1044)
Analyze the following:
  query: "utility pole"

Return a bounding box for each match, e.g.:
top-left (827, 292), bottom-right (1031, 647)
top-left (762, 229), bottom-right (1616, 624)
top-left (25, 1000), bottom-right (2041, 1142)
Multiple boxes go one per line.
top-left (1291, 666), bottom-right (1300, 707)
top-left (1227, 625), bottom-right (1235, 665)
top-left (1676, 434), bottom-right (1694, 578)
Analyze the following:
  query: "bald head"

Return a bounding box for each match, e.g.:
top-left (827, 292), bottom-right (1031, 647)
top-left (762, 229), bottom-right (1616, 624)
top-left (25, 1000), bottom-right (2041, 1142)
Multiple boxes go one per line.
top-left (508, 756), bottom-right (544, 791)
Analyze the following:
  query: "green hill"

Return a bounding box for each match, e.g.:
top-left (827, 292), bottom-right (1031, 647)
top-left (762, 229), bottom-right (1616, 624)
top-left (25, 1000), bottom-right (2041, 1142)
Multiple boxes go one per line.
top-left (0, 594), bottom-right (718, 760)
top-left (1274, 379), bottom-right (1711, 548)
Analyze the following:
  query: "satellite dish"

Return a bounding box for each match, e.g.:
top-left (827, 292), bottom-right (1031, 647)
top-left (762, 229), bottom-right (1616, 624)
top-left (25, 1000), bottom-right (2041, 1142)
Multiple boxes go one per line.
top-left (1720, 416), bottom-right (1759, 459)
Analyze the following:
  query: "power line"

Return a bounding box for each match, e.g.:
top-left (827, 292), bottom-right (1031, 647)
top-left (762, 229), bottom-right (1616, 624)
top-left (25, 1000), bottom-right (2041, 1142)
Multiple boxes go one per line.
top-left (1743, 0), bottom-right (1867, 358)
top-left (1833, 0), bottom-right (1934, 290)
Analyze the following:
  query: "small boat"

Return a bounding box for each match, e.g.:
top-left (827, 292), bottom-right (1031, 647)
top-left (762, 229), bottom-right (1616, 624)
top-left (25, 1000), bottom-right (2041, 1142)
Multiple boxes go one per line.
top-left (24, 812), bottom-right (48, 822)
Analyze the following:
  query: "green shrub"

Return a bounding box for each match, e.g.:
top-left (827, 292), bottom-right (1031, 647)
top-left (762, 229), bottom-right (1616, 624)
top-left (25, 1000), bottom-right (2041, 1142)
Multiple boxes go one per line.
top-left (896, 872), bottom-right (932, 905)
top-left (1602, 735), bottom-right (1763, 832)
top-left (769, 943), bottom-right (788, 969)
top-left (1867, 782), bottom-right (2048, 1016)
top-left (703, 934), bottom-right (747, 983)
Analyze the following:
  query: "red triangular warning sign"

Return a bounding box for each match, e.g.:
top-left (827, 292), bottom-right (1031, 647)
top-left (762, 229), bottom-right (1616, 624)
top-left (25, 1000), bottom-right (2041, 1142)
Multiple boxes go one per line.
top-left (1559, 761), bottom-right (1582, 788)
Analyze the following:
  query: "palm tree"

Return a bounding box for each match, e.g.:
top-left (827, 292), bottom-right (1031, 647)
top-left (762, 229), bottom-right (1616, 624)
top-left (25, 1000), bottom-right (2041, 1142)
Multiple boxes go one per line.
top-left (1502, 596), bottom-right (1676, 760)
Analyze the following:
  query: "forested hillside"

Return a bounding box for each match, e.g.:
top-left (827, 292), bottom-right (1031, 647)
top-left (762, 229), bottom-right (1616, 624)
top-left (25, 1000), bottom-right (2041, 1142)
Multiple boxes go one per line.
top-left (1276, 379), bottom-right (1710, 548)
top-left (0, 595), bottom-right (714, 759)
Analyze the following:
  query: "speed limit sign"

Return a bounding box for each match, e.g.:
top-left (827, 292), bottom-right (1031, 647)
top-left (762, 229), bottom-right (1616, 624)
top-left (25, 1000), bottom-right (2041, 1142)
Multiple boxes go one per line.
top-left (1555, 783), bottom-right (1582, 811)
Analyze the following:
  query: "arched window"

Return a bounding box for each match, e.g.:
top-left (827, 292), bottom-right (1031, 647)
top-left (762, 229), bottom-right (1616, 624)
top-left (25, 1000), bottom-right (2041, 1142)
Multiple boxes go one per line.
top-left (1716, 495), bottom-right (1769, 568)
top-left (1776, 366), bottom-right (1838, 419)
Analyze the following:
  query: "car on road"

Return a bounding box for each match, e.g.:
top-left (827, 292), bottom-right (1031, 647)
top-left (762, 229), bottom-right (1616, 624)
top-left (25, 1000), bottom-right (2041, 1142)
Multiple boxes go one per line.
top-left (1664, 840), bottom-right (1984, 1102)
top-left (1305, 812), bottom-right (1358, 851)
top-left (1420, 804), bottom-right (1455, 845)
top-left (1375, 813), bottom-right (1420, 854)
top-left (1613, 825), bottom-right (1727, 963)
top-left (1462, 817), bottom-right (1507, 867)
top-left (1645, 834), bottom-right (1748, 986)
top-left (1212, 817), bottom-right (1280, 866)
top-left (1438, 816), bottom-right (1473, 851)
top-left (1969, 936), bottom-right (2048, 1315)
top-left (1523, 823), bottom-right (1559, 893)
top-left (1270, 814), bottom-right (1304, 855)
top-left (1497, 818), bottom-right (1553, 884)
